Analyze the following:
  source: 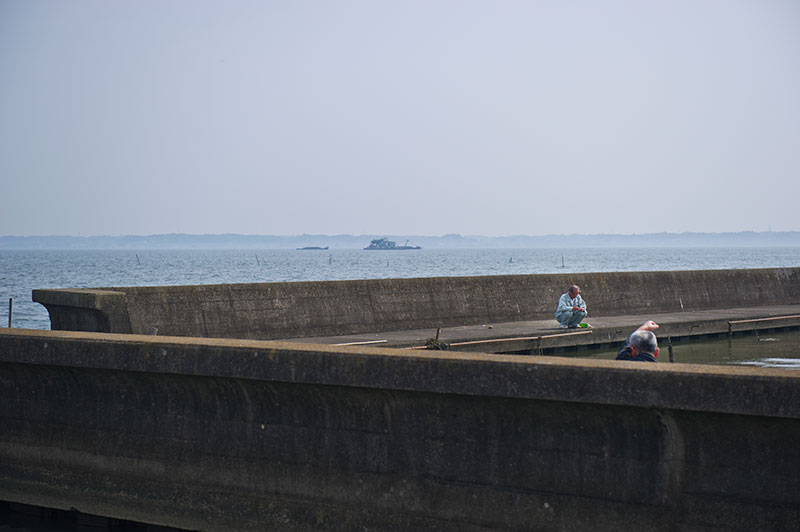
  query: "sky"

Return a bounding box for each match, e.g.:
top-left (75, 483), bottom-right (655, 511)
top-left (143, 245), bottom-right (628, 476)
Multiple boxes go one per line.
top-left (1, 1), bottom-right (798, 237)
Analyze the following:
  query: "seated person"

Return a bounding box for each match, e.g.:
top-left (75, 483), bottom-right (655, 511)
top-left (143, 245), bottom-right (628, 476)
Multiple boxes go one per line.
top-left (555, 284), bottom-right (587, 328)
top-left (616, 320), bottom-right (660, 362)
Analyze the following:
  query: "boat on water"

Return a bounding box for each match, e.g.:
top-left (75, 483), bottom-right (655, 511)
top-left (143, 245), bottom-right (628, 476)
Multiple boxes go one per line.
top-left (296, 246), bottom-right (329, 250)
top-left (364, 238), bottom-right (422, 250)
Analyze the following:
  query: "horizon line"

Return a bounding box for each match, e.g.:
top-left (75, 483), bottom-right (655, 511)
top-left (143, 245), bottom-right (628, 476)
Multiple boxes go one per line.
top-left (2, 230), bottom-right (798, 239)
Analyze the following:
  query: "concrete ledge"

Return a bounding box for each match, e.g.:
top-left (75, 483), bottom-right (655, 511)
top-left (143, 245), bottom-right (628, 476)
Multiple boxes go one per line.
top-left (31, 268), bottom-right (800, 340)
top-left (2, 328), bottom-right (798, 418)
top-left (1, 329), bottom-right (799, 531)
top-left (31, 289), bottom-right (132, 333)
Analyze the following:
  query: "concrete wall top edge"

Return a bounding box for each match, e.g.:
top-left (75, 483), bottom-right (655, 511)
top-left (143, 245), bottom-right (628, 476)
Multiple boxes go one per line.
top-left (32, 288), bottom-right (127, 305)
top-left (83, 266), bottom-right (797, 292)
top-left (2, 328), bottom-right (798, 420)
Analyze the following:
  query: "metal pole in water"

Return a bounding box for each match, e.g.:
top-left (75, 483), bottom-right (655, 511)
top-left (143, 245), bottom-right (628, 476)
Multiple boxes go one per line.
top-left (7, 298), bottom-right (11, 328)
top-left (727, 322), bottom-right (733, 356)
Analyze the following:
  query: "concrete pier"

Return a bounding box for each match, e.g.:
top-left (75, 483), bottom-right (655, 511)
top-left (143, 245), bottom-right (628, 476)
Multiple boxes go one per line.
top-left (12, 268), bottom-right (800, 530)
top-left (31, 268), bottom-right (800, 349)
top-left (1, 328), bottom-right (799, 531)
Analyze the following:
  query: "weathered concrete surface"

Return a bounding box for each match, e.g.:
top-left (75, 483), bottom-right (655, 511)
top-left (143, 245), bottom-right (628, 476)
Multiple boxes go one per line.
top-left (292, 305), bottom-right (800, 353)
top-left (1, 328), bottom-right (799, 531)
top-left (31, 289), bottom-right (133, 333)
top-left (31, 268), bottom-right (800, 342)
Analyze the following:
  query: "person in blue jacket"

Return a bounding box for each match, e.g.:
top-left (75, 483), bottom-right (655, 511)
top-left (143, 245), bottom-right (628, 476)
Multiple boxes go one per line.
top-left (616, 320), bottom-right (660, 362)
top-left (555, 285), bottom-right (587, 328)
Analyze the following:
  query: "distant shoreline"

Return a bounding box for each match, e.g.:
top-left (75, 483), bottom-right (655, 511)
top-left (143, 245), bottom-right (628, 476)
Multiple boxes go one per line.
top-left (2, 231), bottom-right (799, 250)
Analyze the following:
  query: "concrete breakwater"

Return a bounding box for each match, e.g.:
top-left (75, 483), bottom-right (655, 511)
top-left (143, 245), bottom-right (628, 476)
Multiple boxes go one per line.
top-left (1, 328), bottom-right (799, 531)
top-left (31, 267), bottom-right (800, 341)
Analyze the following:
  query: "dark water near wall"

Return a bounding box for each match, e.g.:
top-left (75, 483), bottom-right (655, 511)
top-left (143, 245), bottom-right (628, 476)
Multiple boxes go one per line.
top-left (0, 503), bottom-right (186, 531)
top-left (3, 247), bottom-right (800, 331)
top-left (577, 328), bottom-right (800, 369)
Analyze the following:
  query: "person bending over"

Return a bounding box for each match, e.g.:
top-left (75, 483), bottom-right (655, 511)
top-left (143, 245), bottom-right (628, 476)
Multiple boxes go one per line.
top-left (616, 320), bottom-right (660, 362)
top-left (555, 284), bottom-right (587, 328)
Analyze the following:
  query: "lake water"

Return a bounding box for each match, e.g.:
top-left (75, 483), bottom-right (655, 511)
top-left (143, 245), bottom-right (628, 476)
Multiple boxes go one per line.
top-left (3, 247), bottom-right (800, 331)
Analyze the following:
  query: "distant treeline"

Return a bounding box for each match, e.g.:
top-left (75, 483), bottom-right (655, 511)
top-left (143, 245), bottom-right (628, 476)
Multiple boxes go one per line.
top-left (2, 232), bottom-right (799, 250)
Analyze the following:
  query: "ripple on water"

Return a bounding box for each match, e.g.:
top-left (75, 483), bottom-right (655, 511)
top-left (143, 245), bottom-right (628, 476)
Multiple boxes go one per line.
top-left (735, 357), bottom-right (800, 369)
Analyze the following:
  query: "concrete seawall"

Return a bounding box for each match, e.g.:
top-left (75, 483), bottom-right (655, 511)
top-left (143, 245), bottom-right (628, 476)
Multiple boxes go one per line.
top-left (1, 328), bottom-right (798, 531)
top-left (32, 267), bottom-right (800, 340)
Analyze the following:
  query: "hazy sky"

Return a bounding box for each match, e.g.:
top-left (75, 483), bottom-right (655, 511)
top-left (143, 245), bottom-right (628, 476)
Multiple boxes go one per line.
top-left (1, 1), bottom-right (798, 237)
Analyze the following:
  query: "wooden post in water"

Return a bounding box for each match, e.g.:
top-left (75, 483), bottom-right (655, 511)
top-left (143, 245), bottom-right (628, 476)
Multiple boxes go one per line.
top-left (668, 336), bottom-right (674, 363)
top-left (7, 298), bottom-right (11, 328)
